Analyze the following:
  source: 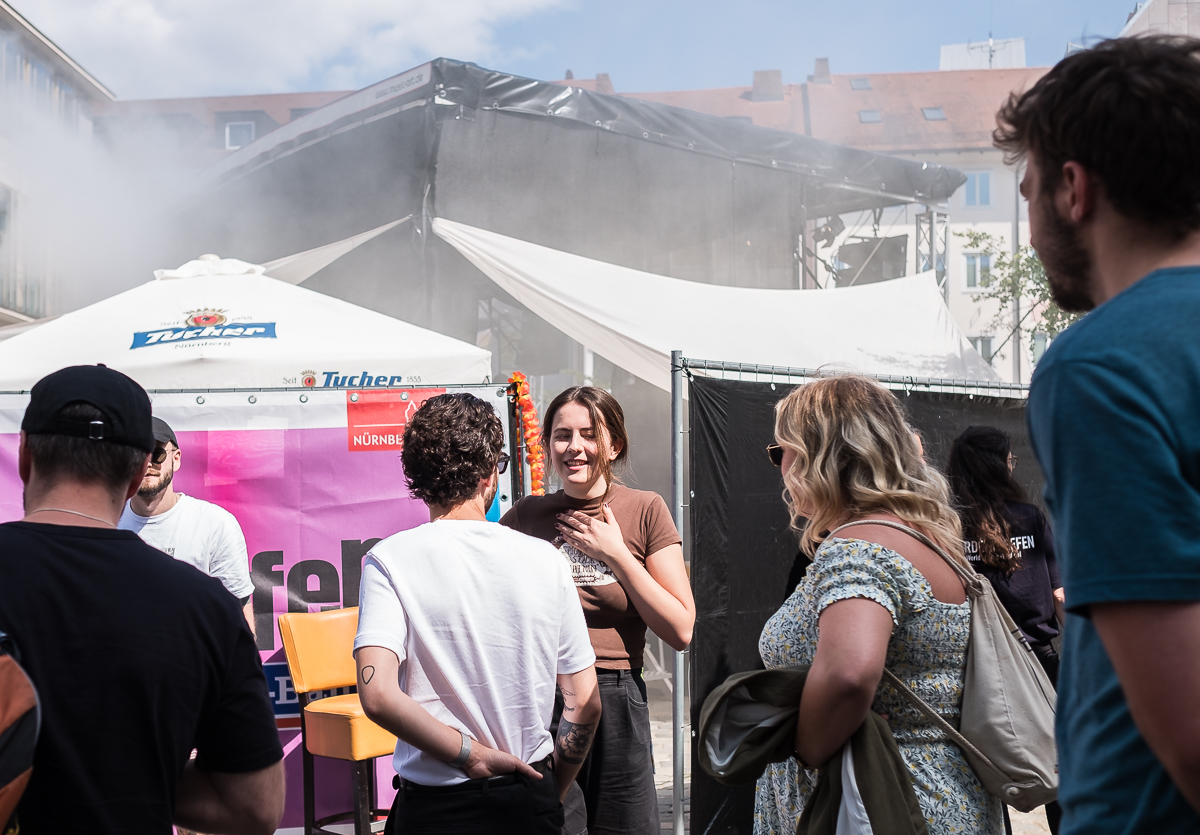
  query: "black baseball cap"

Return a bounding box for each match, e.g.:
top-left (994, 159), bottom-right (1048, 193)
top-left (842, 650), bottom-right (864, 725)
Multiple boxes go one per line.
top-left (152, 417), bottom-right (178, 448)
top-left (22, 365), bottom-right (155, 453)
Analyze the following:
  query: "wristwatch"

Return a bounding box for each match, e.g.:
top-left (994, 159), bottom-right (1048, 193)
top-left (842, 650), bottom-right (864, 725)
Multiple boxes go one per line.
top-left (450, 730), bottom-right (472, 768)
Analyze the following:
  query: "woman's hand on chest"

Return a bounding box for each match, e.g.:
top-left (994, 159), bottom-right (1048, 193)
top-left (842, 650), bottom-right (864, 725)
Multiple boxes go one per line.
top-left (556, 504), bottom-right (637, 574)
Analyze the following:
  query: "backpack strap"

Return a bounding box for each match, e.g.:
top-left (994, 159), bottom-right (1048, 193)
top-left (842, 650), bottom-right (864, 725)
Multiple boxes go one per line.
top-left (880, 668), bottom-right (1000, 775)
top-left (828, 521), bottom-right (1008, 780)
top-left (827, 518), bottom-right (983, 596)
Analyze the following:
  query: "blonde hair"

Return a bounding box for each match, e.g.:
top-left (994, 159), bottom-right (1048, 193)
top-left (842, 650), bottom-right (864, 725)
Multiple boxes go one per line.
top-left (775, 374), bottom-right (966, 563)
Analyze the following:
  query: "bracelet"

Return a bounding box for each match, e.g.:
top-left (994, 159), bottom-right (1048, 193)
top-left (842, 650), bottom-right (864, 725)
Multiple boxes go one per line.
top-left (450, 730), bottom-right (472, 768)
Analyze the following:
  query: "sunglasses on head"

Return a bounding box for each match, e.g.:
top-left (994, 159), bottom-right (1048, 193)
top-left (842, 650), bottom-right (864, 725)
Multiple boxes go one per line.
top-left (150, 445), bottom-right (172, 465)
top-left (496, 453), bottom-right (510, 475)
top-left (766, 444), bottom-right (784, 467)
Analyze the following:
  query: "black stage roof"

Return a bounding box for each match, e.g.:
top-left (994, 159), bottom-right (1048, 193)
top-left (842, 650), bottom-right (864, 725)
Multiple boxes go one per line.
top-left (201, 58), bottom-right (964, 218)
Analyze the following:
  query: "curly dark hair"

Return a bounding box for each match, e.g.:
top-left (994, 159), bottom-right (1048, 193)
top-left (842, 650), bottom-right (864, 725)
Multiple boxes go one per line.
top-left (947, 426), bottom-right (1028, 576)
top-left (401, 393), bottom-right (504, 507)
top-left (994, 35), bottom-right (1200, 241)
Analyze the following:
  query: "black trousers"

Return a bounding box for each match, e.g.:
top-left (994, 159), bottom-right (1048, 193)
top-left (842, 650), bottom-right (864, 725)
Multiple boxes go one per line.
top-left (384, 756), bottom-right (563, 835)
top-left (1032, 643), bottom-right (1062, 835)
top-left (555, 668), bottom-right (658, 835)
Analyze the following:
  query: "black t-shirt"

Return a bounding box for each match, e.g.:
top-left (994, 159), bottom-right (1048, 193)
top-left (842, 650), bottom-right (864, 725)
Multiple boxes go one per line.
top-left (964, 502), bottom-right (1063, 646)
top-left (0, 522), bottom-right (283, 834)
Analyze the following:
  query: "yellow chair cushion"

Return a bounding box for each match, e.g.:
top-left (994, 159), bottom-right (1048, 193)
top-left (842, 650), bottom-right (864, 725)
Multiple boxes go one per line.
top-left (304, 694), bottom-right (397, 761)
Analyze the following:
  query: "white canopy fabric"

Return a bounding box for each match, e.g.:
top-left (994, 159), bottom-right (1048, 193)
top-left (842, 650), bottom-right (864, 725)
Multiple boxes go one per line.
top-left (433, 219), bottom-right (998, 392)
top-left (260, 216), bottom-right (411, 285)
top-left (0, 255), bottom-right (490, 391)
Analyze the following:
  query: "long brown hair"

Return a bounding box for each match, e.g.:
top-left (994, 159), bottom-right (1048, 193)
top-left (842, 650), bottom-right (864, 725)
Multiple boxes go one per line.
top-left (774, 375), bottom-right (966, 563)
top-left (542, 386), bottom-right (630, 490)
top-left (947, 426), bottom-right (1027, 576)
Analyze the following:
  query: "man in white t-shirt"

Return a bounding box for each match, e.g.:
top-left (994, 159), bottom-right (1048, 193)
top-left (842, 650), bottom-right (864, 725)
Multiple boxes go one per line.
top-left (354, 393), bottom-right (601, 835)
top-left (119, 417), bottom-right (254, 631)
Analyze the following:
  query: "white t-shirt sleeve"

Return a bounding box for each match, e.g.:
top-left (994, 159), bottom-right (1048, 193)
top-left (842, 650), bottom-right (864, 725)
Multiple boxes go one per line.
top-left (556, 560), bottom-right (596, 675)
top-left (353, 555), bottom-right (408, 663)
top-left (208, 507), bottom-right (253, 600)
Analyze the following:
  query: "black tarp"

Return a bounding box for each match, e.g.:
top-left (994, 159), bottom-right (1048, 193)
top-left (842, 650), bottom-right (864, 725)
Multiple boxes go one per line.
top-left (201, 58), bottom-right (965, 218)
top-left (688, 376), bottom-right (1039, 835)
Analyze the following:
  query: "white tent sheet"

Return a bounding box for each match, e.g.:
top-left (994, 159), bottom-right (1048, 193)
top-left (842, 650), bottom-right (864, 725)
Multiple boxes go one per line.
top-left (433, 219), bottom-right (998, 392)
top-left (0, 256), bottom-right (490, 391)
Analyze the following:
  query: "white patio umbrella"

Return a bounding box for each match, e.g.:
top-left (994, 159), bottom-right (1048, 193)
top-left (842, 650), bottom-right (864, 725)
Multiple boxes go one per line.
top-left (0, 251), bottom-right (490, 391)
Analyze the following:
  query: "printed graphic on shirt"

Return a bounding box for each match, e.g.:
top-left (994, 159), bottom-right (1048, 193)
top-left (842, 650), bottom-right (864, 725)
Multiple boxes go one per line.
top-left (555, 537), bottom-right (618, 586)
top-left (963, 534), bottom-right (1035, 561)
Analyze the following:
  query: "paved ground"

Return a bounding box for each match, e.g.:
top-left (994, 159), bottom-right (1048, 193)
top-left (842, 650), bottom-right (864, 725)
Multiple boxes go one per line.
top-left (1010, 808), bottom-right (1054, 835)
top-left (648, 678), bottom-right (689, 832)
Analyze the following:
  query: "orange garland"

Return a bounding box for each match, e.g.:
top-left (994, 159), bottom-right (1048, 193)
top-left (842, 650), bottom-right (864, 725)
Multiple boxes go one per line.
top-left (509, 372), bottom-right (546, 495)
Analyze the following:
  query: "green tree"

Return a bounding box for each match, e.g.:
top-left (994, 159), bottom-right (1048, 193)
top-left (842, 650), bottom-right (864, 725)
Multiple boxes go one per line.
top-left (957, 229), bottom-right (1083, 366)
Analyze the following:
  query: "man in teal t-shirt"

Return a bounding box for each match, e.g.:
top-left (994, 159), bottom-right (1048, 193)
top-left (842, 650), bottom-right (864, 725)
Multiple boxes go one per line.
top-left (997, 37), bottom-right (1200, 833)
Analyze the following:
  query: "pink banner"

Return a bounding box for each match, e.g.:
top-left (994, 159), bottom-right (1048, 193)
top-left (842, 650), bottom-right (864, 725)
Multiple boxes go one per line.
top-left (0, 386), bottom-right (517, 831)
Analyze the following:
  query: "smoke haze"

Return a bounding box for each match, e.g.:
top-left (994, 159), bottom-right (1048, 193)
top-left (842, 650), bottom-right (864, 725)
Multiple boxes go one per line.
top-left (13, 0), bottom-right (569, 98)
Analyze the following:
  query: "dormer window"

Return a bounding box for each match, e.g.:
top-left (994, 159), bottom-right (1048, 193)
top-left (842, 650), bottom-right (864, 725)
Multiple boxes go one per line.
top-left (858, 109), bottom-right (882, 123)
top-left (850, 78), bottom-right (872, 90)
top-left (922, 107), bottom-right (946, 121)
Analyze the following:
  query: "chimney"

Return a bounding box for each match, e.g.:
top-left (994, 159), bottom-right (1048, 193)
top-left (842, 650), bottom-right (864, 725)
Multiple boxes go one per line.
top-left (750, 69), bottom-right (784, 102)
top-left (595, 73), bottom-right (614, 95)
top-left (809, 58), bottom-right (831, 85)
top-left (565, 69), bottom-right (574, 80)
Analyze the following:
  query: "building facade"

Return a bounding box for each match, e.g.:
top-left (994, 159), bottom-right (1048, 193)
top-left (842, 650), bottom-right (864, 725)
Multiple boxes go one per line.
top-left (0, 0), bottom-right (112, 322)
top-left (92, 90), bottom-right (352, 171)
top-left (1121, 0), bottom-right (1200, 36)
top-left (598, 57), bottom-right (1049, 383)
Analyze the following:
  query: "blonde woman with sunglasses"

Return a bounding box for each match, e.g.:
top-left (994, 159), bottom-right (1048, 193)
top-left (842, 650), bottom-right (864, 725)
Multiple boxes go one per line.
top-left (754, 375), bottom-right (1002, 835)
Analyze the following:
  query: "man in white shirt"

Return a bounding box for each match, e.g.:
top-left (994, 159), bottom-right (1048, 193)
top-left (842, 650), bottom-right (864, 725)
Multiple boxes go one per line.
top-left (354, 392), bottom-right (601, 835)
top-left (119, 417), bottom-right (254, 631)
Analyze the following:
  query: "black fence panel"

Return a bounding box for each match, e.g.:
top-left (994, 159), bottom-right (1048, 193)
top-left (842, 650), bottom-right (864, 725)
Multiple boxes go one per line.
top-left (688, 375), bottom-right (1038, 835)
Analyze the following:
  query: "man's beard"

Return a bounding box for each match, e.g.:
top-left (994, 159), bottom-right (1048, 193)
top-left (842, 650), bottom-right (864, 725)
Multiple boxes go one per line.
top-left (482, 477), bottom-right (498, 511)
top-left (138, 469), bottom-right (173, 498)
top-left (1035, 193), bottom-right (1096, 313)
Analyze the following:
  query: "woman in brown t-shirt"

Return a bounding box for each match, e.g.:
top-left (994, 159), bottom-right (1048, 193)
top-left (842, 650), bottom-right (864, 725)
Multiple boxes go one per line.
top-left (500, 385), bottom-right (695, 835)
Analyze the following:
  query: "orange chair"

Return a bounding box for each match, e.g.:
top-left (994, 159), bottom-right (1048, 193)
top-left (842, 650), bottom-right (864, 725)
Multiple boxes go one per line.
top-left (278, 607), bottom-right (396, 835)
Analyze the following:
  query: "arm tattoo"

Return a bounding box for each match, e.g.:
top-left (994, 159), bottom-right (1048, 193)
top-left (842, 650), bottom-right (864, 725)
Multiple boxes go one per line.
top-left (555, 717), bottom-right (597, 765)
top-left (361, 666), bottom-right (375, 685)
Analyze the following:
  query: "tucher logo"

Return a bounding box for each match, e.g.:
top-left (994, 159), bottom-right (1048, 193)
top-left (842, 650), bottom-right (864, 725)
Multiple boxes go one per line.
top-left (301, 370), bottom-right (317, 388)
top-left (185, 309), bottom-right (227, 327)
top-left (131, 310), bottom-right (277, 350)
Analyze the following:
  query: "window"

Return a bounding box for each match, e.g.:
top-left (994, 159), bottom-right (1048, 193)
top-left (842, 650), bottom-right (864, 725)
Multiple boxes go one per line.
top-left (850, 78), bottom-right (871, 90)
top-left (1033, 332), bottom-right (1050, 364)
top-left (964, 171), bottom-right (991, 206)
top-left (225, 121), bottom-right (256, 150)
top-left (969, 336), bottom-right (995, 364)
top-left (858, 109), bottom-right (881, 123)
top-left (922, 106), bottom-right (946, 121)
top-left (965, 254), bottom-right (991, 289)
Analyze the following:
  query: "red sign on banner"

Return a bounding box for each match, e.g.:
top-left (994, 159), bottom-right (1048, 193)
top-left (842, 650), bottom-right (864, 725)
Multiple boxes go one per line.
top-left (346, 389), bottom-right (446, 451)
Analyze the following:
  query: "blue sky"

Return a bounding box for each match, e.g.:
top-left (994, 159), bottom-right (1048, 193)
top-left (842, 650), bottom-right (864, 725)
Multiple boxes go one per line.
top-left (20, 0), bottom-right (1142, 99)
top-left (485, 0), bottom-right (1140, 92)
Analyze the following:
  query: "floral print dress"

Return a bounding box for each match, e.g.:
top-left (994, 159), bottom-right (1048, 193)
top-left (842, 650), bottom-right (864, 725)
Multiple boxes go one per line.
top-left (753, 537), bottom-right (1004, 835)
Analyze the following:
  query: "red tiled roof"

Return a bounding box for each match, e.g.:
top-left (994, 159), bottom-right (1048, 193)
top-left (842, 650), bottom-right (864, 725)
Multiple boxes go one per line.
top-left (600, 67), bottom-right (1048, 154)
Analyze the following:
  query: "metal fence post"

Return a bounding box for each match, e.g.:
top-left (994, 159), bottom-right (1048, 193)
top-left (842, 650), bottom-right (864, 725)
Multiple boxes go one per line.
top-left (670, 349), bottom-right (686, 835)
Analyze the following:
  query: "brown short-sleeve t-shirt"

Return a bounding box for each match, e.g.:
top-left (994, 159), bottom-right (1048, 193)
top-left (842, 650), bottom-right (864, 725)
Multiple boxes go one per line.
top-left (500, 483), bottom-right (681, 669)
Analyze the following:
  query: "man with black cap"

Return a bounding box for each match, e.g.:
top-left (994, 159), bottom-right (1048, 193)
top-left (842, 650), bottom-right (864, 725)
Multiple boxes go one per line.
top-left (119, 416), bottom-right (255, 631)
top-left (0, 365), bottom-right (284, 835)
